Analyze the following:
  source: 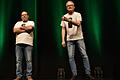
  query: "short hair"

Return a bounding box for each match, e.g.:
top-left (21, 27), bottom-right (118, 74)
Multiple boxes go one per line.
top-left (66, 0), bottom-right (75, 7)
top-left (21, 11), bottom-right (29, 15)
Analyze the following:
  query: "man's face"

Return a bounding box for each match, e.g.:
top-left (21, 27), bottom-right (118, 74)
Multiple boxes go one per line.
top-left (21, 11), bottom-right (29, 22)
top-left (66, 1), bottom-right (75, 13)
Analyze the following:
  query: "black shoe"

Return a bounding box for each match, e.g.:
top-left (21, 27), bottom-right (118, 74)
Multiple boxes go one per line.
top-left (85, 74), bottom-right (95, 80)
top-left (70, 75), bottom-right (77, 80)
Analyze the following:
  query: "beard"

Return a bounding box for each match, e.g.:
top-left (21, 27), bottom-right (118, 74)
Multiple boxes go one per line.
top-left (22, 18), bottom-right (28, 22)
top-left (68, 10), bottom-right (74, 14)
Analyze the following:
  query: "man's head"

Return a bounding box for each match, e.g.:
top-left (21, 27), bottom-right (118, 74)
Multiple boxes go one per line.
top-left (21, 11), bottom-right (29, 22)
top-left (66, 1), bottom-right (75, 14)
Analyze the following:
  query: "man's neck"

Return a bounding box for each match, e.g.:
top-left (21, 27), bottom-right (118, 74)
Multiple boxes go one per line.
top-left (23, 20), bottom-right (28, 22)
top-left (68, 11), bottom-right (74, 15)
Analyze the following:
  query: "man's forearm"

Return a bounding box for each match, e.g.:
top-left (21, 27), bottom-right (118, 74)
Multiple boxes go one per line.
top-left (62, 28), bottom-right (65, 42)
top-left (24, 26), bottom-right (34, 33)
top-left (13, 28), bottom-right (25, 34)
top-left (69, 20), bottom-right (80, 27)
top-left (62, 16), bottom-right (80, 27)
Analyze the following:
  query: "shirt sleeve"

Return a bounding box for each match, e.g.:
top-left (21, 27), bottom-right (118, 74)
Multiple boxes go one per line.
top-left (30, 21), bottom-right (35, 27)
top-left (60, 21), bottom-right (66, 28)
top-left (76, 13), bottom-right (82, 22)
top-left (14, 22), bottom-right (21, 28)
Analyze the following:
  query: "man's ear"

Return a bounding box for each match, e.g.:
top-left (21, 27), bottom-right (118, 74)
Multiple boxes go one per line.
top-left (28, 15), bottom-right (29, 18)
top-left (74, 6), bottom-right (75, 9)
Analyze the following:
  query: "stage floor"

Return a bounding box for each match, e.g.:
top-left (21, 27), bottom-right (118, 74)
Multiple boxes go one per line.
top-left (0, 78), bottom-right (114, 80)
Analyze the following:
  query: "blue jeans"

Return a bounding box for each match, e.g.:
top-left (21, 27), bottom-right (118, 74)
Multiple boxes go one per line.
top-left (67, 39), bottom-right (91, 76)
top-left (15, 44), bottom-right (33, 78)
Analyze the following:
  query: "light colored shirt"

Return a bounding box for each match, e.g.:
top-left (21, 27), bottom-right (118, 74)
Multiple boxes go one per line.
top-left (14, 21), bottom-right (34, 46)
top-left (61, 12), bottom-right (83, 41)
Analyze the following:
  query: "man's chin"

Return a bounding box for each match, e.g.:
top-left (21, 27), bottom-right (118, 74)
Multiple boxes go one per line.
top-left (23, 20), bottom-right (28, 22)
top-left (68, 10), bottom-right (74, 14)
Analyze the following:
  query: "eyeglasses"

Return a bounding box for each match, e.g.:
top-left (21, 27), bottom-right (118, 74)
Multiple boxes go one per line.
top-left (66, 4), bottom-right (74, 7)
top-left (21, 14), bottom-right (28, 16)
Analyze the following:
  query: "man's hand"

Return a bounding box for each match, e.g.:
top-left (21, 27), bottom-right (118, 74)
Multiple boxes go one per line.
top-left (62, 16), bottom-right (68, 21)
top-left (62, 41), bottom-right (66, 47)
top-left (62, 16), bottom-right (72, 23)
top-left (20, 26), bottom-right (25, 30)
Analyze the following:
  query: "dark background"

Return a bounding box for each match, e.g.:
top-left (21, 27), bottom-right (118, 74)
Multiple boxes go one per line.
top-left (0, 0), bottom-right (120, 80)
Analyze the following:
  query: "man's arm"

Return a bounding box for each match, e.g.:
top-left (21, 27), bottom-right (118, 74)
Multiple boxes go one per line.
top-left (13, 27), bottom-right (26, 34)
top-left (62, 16), bottom-right (81, 27)
top-left (22, 25), bottom-right (34, 33)
top-left (13, 25), bottom-right (34, 34)
top-left (61, 26), bottom-right (66, 47)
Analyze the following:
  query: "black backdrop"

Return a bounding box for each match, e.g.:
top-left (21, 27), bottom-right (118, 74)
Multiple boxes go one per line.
top-left (0, 0), bottom-right (120, 80)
